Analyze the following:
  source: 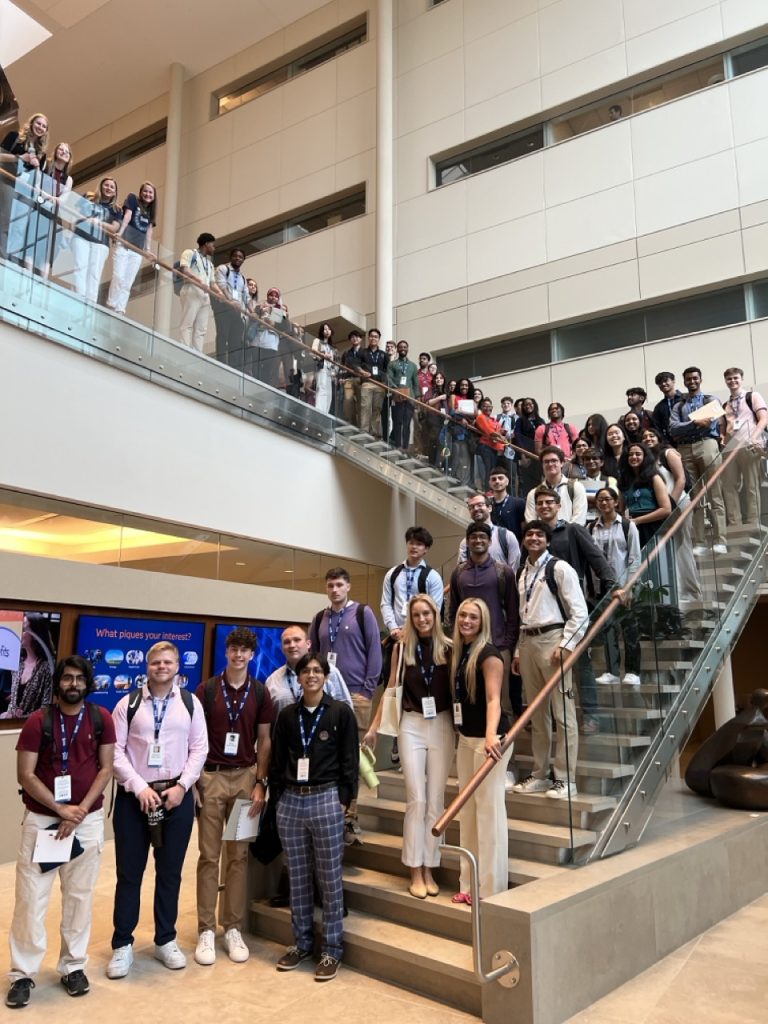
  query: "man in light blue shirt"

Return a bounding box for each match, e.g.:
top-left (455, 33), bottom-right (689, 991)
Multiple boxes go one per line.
top-left (265, 625), bottom-right (352, 717)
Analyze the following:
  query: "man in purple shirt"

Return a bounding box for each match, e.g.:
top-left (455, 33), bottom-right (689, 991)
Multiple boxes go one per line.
top-left (107, 642), bottom-right (208, 980)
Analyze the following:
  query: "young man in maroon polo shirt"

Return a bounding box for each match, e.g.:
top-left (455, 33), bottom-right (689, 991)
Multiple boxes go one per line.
top-left (7, 656), bottom-right (115, 1008)
top-left (194, 627), bottom-right (274, 966)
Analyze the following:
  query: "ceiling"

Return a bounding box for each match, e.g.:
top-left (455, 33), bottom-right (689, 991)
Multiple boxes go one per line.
top-left (7, 0), bottom-right (327, 142)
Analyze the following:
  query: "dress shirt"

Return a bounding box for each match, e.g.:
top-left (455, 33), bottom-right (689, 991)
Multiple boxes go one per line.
top-left (589, 515), bottom-right (641, 585)
top-left (722, 389), bottom-right (767, 442)
top-left (112, 684), bottom-right (208, 795)
top-left (264, 664), bottom-right (353, 716)
top-left (457, 525), bottom-right (520, 572)
top-left (525, 475), bottom-right (587, 525)
top-left (669, 392), bottom-right (721, 443)
top-left (516, 552), bottom-right (588, 653)
top-left (380, 559), bottom-right (445, 631)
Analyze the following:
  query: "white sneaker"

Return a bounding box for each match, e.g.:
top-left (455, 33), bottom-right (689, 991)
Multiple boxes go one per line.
top-left (154, 940), bottom-right (187, 970)
top-left (223, 928), bottom-right (249, 964)
top-left (595, 672), bottom-right (619, 684)
top-left (194, 929), bottom-right (216, 966)
top-left (622, 672), bottom-right (641, 686)
top-left (504, 769), bottom-right (518, 791)
top-left (692, 545), bottom-right (707, 556)
top-left (513, 775), bottom-right (552, 794)
top-left (106, 944), bottom-right (134, 980)
top-left (713, 543), bottom-right (727, 555)
top-left (546, 779), bottom-right (577, 800)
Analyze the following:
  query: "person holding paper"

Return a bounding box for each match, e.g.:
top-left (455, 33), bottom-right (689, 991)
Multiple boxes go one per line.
top-left (194, 626), bottom-right (274, 967)
top-left (7, 656), bottom-right (115, 1008)
top-left (271, 653), bottom-right (358, 982)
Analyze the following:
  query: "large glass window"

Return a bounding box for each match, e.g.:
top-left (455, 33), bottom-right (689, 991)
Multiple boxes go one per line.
top-left (435, 126), bottom-right (544, 186)
top-left (729, 39), bottom-right (768, 78)
top-left (439, 334), bottom-right (551, 381)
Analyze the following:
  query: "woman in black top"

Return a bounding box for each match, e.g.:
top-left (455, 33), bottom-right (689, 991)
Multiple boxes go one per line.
top-left (1, 112), bottom-right (49, 265)
top-left (449, 599), bottom-right (512, 904)
top-left (365, 595), bottom-right (453, 899)
top-left (513, 397), bottom-right (545, 495)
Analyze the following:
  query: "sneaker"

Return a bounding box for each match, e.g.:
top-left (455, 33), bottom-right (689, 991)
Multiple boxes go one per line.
top-left (513, 775), bottom-right (552, 794)
top-left (154, 940), bottom-right (187, 970)
top-left (6, 979), bottom-right (34, 1009)
top-left (315, 952), bottom-right (340, 982)
top-left (595, 672), bottom-right (619, 684)
top-left (194, 929), bottom-right (216, 966)
top-left (61, 970), bottom-right (89, 997)
top-left (504, 769), bottom-right (518, 790)
top-left (580, 717), bottom-right (600, 736)
top-left (713, 543), bottom-right (728, 555)
top-left (692, 545), bottom-right (707, 556)
top-left (622, 672), bottom-right (641, 686)
top-left (547, 779), bottom-right (577, 800)
top-left (106, 945), bottom-right (134, 979)
top-left (344, 820), bottom-right (363, 847)
top-left (223, 928), bottom-right (249, 964)
top-left (276, 946), bottom-right (313, 972)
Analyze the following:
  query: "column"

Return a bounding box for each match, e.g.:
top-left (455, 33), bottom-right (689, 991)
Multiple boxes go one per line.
top-left (375, 0), bottom-right (394, 343)
top-left (155, 61), bottom-right (185, 340)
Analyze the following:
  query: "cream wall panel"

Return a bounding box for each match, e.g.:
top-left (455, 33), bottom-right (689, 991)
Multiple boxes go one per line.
top-left (281, 279), bottom-right (335, 315)
top-left (541, 44), bottom-right (628, 110)
top-left (741, 199), bottom-right (768, 229)
top-left (465, 80), bottom-right (543, 141)
top-left (283, 2), bottom-right (343, 53)
top-left (278, 167), bottom-right (337, 215)
top-left (538, 0), bottom-right (625, 75)
top-left (742, 222), bottom-right (768, 275)
top-left (337, 41), bottom-right (375, 103)
top-left (481, 363), bottom-right (552, 410)
top-left (649, 325), bottom-right (753, 387)
top-left (396, 115), bottom-right (464, 203)
top-left (333, 215), bottom-right (374, 278)
top-left (466, 153), bottom-right (545, 234)
top-left (335, 91), bottom-right (377, 162)
top-left (750, 320), bottom-right (768, 389)
top-left (721, 0), bottom-right (768, 36)
top-left (728, 70), bottom-right (768, 147)
top-left (735, 139), bottom-right (768, 207)
top-left (335, 150), bottom-right (375, 197)
top-left (220, 189), bottom-right (281, 242)
top-left (634, 151), bottom-right (739, 236)
top-left (464, 0), bottom-right (538, 42)
top-left (467, 285), bottom-right (549, 340)
top-left (548, 260), bottom-right (640, 322)
top-left (464, 16), bottom-right (540, 107)
top-left (397, 0), bottom-right (463, 75)
top-left (397, 305), bottom-right (469, 353)
top-left (228, 138), bottom-right (283, 207)
top-left (275, 230), bottom-right (336, 292)
top-left (636, 210), bottom-right (741, 257)
top-left (396, 183), bottom-right (467, 257)
top-left (544, 120), bottom-right (632, 207)
top-left (280, 108), bottom-right (337, 182)
top-left (397, 288), bottom-right (468, 325)
top-left (281, 61), bottom-right (338, 129)
top-left (230, 90), bottom-right (285, 152)
top-left (331, 266), bottom-right (374, 312)
top-left (546, 183), bottom-right (636, 261)
top-left (397, 51), bottom-right (465, 136)
top-left (467, 212), bottom-right (547, 283)
top-left (622, 0), bottom-right (718, 39)
top-left (630, 88), bottom-right (734, 179)
top-left (625, 6), bottom-right (723, 76)
top-left (396, 238), bottom-right (467, 307)
top-left (638, 231), bottom-right (745, 298)
top-left (182, 113), bottom-right (235, 174)
top-left (179, 161), bottom-right (230, 227)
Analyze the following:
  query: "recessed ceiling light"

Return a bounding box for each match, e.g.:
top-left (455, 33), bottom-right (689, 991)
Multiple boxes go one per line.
top-left (283, 569), bottom-right (294, 573)
top-left (235, 561), bottom-right (246, 566)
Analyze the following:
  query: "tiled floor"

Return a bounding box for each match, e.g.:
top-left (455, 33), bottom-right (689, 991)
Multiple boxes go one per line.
top-left (0, 836), bottom-right (765, 1024)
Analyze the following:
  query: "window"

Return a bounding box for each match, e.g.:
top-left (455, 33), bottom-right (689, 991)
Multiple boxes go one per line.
top-left (72, 122), bottom-right (167, 188)
top-left (435, 125), bottom-right (544, 186)
top-left (439, 334), bottom-right (551, 381)
top-left (730, 39), bottom-right (768, 78)
top-left (215, 186), bottom-right (366, 258)
top-left (215, 19), bottom-right (367, 117)
top-left (748, 281), bottom-right (768, 320)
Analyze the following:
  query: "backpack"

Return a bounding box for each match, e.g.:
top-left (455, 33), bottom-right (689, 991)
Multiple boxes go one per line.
top-left (542, 422), bottom-right (574, 448)
top-left (172, 251), bottom-right (200, 296)
top-left (455, 559), bottom-right (509, 611)
top-left (311, 603), bottom-right (371, 649)
top-left (40, 702), bottom-right (104, 751)
top-left (126, 685), bottom-right (194, 729)
top-left (198, 674), bottom-right (263, 721)
top-left (516, 555), bottom-right (568, 622)
top-left (587, 517), bottom-right (630, 543)
top-left (389, 563), bottom-right (434, 596)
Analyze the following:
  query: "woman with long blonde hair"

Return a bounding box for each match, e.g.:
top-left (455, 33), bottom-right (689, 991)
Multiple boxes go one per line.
top-left (107, 180), bottom-right (157, 314)
top-left (364, 594), bottom-right (454, 899)
top-left (0, 112), bottom-right (49, 261)
top-left (449, 598), bottom-right (512, 904)
top-left (71, 176), bottom-right (122, 301)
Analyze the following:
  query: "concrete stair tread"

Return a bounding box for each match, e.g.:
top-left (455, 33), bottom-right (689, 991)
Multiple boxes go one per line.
top-left (591, 706), bottom-right (662, 718)
top-left (364, 780), bottom-right (615, 814)
top-left (578, 733), bottom-right (651, 747)
top-left (514, 753), bottom-right (635, 778)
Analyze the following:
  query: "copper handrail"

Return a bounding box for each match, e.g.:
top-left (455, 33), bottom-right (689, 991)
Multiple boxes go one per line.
top-left (432, 438), bottom-right (742, 836)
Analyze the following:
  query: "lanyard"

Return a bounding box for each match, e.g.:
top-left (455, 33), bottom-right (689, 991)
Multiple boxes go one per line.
top-left (57, 705), bottom-right (86, 775)
top-left (286, 669), bottom-right (301, 701)
top-left (220, 674), bottom-right (251, 729)
top-left (328, 603), bottom-right (349, 648)
top-left (523, 554), bottom-right (551, 613)
top-left (405, 566), bottom-right (418, 600)
top-left (454, 647), bottom-right (470, 702)
top-left (298, 703), bottom-right (326, 757)
top-left (415, 642), bottom-right (434, 692)
top-left (151, 694), bottom-right (171, 742)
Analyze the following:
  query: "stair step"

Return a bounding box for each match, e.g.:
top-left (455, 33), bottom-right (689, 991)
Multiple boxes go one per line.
top-left (411, 466), bottom-right (443, 479)
top-left (592, 706), bottom-right (662, 719)
top-left (514, 753), bottom-right (636, 780)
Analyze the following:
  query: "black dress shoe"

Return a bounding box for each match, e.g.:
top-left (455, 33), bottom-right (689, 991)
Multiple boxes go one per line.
top-left (269, 894), bottom-right (290, 908)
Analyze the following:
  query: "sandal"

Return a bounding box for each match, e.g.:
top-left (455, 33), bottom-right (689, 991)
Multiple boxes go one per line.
top-left (451, 891), bottom-right (472, 905)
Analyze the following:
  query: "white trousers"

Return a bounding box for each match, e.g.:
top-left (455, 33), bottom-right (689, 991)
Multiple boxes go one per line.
top-left (398, 710), bottom-right (455, 868)
top-left (178, 284), bottom-right (210, 352)
top-left (315, 369), bottom-right (333, 414)
top-left (455, 735), bottom-right (512, 898)
top-left (107, 243), bottom-right (143, 313)
top-left (8, 809), bottom-right (104, 981)
top-left (70, 236), bottom-right (110, 303)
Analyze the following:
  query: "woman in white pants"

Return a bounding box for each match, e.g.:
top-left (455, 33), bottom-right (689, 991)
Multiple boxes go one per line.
top-left (107, 181), bottom-right (156, 315)
top-left (311, 322), bottom-right (337, 414)
top-left (364, 595), bottom-right (454, 899)
top-left (450, 598), bottom-right (512, 904)
top-left (71, 177), bottom-right (121, 302)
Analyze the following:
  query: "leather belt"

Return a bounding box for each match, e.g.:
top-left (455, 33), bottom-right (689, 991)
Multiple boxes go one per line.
top-left (285, 782), bottom-right (337, 796)
top-left (521, 623), bottom-right (564, 637)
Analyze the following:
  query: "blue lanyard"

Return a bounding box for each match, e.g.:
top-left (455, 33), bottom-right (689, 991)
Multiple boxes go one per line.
top-left (415, 642), bottom-right (434, 692)
top-left (221, 674), bottom-right (251, 729)
top-left (286, 669), bottom-right (301, 701)
top-left (328, 604), bottom-right (349, 648)
top-left (454, 647), bottom-right (470, 702)
top-left (405, 566), bottom-right (418, 600)
top-left (523, 554), bottom-right (551, 611)
top-left (57, 705), bottom-right (86, 775)
top-left (298, 703), bottom-right (326, 758)
top-left (151, 694), bottom-right (171, 742)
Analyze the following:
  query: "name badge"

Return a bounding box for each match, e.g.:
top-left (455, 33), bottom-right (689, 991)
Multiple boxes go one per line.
top-left (422, 696), bottom-right (437, 719)
top-left (54, 774), bottom-right (72, 803)
top-left (327, 652), bottom-right (337, 668)
top-left (400, 376), bottom-right (407, 387)
top-left (733, 418), bottom-right (741, 429)
top-left (148, 743), bottom-right (164, 767)
top-left (224, 732), bottom-right (240, 756)
top-left (372, 366), bottom-right (379, 376)
top-left (453, 702), bottom-right (463, 726)
top-left (297, 757), bottom-right (310, 783)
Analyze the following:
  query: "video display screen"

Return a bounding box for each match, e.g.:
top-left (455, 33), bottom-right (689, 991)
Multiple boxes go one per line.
top-left (211, 624), bottom-right (285, 682)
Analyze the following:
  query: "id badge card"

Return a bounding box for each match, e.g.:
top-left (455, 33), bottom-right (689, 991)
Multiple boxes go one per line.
top-left (422, 696), bottom-right (437, 719)
top-left (453, 702), bottom-right (463, 726)
top-left (733, 418), bottom-right (741, 430)
top-left (400, 375), bottom-right (407, 386)
top-left (224, 732), bottom-right (240, 756)
top-left (148, 742), bottom-right (164, 767)
top-left (372, 366), bottom-right (379, 377)
top-left (327, 652), bottom-right (337, 668)
top-left (54, 774), bottom-right (72, 803)
top-left (297, 757), bottom-right (310, 783)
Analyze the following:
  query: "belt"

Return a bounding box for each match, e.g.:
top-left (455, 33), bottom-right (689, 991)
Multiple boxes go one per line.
top-left (521, 623), bottom-right (564, 637)
top-left (204, 763), bottom-right (250, 772)
top-left (285, 782), bottom-right (337, 796)
top-left (148, 777), bottom-right (180, 794)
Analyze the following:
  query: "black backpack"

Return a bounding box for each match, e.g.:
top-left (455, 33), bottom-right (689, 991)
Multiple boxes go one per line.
top-left (516, 556), bottom-right (568, 621)
top-left (389, 563), bottom-right (435, 595)
top-left (172, 250), bottom-right (200, 296)
top-left (311, 603), bottom-right (371, 648)
top-left (126, 685), bottom-right (194, 728)
top-left (40, 702), bottom-right (104, 750)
